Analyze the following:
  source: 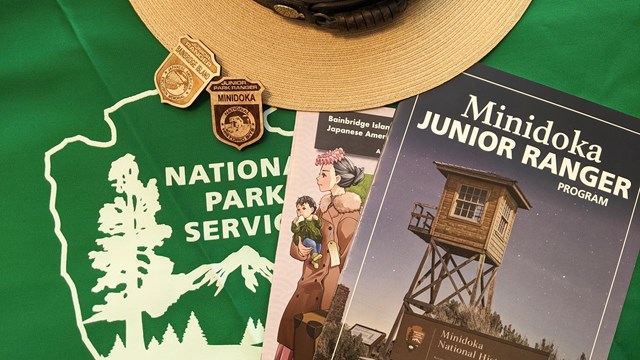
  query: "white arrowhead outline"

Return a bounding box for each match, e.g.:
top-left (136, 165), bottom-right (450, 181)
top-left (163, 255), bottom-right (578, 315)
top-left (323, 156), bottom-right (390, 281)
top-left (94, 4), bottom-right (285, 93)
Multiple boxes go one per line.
top-left (43, 89), bottom-right (291, 358)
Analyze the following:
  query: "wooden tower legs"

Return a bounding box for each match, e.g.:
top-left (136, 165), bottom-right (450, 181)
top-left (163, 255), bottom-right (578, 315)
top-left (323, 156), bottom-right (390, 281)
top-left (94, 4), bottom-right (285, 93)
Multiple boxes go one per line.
top-left (381, 238), bottom-right (498, 359)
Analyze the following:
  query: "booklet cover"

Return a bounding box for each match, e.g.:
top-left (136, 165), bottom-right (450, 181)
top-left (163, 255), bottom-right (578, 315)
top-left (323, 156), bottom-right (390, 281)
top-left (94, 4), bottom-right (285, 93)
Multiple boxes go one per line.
top-left (318, 64), bottom-right (640, 360)
top-left (261, 108), bottom-right (395, 360)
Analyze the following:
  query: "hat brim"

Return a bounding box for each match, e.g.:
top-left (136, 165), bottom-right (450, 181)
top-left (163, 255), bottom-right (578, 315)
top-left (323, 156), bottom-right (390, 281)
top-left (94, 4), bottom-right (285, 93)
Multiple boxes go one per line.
top-left (130, 0), bottom-right (531, 111)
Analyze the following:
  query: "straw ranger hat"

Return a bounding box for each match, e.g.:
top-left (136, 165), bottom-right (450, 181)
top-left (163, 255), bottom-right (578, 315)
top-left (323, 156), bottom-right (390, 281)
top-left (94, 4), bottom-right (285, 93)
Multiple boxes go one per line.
top-left (130, 0), bottom-right (531, 111)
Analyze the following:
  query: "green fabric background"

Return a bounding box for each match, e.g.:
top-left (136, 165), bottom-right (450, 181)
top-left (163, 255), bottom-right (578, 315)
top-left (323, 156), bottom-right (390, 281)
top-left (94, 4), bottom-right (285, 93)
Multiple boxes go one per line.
top-left (1, 0), bottom-right (296, 358)
top-left (0, 0), bottom-right (637, 359)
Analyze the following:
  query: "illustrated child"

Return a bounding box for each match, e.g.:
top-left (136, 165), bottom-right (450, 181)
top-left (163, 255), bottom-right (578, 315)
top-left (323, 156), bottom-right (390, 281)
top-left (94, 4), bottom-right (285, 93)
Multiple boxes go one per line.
top-left (276, 148), bottom-right (364, 360)
top-left (291, 195), bottom-right (323, 268)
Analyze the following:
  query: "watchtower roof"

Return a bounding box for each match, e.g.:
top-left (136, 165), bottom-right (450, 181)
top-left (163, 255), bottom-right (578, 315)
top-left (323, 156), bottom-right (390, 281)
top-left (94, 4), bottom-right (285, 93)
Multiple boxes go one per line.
top-left (434, 161), bottom-right (532, 210)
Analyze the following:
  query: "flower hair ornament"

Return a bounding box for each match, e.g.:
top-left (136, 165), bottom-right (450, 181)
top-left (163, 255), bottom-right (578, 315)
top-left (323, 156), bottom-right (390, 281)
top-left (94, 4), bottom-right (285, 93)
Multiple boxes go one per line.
top-left (315, 148), bottom-right (346, 166)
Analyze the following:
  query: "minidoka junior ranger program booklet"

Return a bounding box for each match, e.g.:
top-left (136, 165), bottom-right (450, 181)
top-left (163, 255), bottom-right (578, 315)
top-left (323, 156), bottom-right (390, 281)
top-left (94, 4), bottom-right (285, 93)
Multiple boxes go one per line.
top-left (314, 64), bottom-right (640, 360)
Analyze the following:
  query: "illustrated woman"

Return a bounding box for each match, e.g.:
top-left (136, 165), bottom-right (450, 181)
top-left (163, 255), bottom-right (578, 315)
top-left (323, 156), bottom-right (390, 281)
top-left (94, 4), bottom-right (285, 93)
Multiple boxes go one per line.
top-left (275, 148), bottom-right (364, 360)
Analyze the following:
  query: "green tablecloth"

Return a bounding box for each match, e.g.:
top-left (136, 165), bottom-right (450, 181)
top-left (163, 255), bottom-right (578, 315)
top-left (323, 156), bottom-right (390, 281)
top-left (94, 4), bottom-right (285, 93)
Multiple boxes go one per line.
top-left (0, 0), bottom-right (637, 358)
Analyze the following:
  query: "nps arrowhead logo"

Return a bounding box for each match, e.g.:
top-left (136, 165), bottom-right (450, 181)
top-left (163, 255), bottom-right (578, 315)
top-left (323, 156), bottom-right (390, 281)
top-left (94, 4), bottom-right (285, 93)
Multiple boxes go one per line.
top-left (44, 90), bottom-right (291, 359)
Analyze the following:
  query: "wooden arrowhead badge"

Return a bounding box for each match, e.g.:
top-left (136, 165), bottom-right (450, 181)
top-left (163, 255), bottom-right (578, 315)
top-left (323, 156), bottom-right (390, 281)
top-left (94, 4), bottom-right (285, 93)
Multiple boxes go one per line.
top-left (207, 78), bottom-right (265, 150)
top-left (155, 35), bottom-right (221, 108)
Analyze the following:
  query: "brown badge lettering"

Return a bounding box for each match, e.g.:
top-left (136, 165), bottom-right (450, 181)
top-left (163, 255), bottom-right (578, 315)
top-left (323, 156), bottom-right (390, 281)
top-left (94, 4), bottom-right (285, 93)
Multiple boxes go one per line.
top-left (207, 78), bottom-right (265, 150)
top-left (154, 35), bottom-right (221, 108)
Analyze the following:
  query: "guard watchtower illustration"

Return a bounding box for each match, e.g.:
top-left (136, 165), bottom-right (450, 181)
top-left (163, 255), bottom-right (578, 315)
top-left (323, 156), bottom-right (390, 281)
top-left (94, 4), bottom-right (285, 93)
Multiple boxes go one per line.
top-left (384, 162), bottom-right (531, 355)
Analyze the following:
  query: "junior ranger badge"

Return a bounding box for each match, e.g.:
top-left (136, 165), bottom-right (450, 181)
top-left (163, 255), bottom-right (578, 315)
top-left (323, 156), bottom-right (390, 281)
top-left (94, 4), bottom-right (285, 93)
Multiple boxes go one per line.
top-left (155, 35), bottom-right (221, 108)
top-left (207, 78), bottom-right (265, 150)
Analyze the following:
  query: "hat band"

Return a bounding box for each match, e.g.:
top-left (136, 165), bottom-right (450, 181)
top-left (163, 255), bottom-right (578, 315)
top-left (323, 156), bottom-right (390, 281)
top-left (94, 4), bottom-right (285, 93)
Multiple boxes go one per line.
top-left (254, 0), bottom-right (408, 31)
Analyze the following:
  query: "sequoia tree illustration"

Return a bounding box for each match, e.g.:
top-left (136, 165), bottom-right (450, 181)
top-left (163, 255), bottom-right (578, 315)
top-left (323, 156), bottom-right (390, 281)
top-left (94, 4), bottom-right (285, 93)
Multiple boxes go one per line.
top-left (84, 154), bottom-right (273, 356)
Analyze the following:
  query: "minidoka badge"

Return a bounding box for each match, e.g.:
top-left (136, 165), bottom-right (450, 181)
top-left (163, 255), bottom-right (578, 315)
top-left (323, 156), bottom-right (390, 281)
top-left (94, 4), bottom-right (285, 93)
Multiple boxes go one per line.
top-left (155, 35), bottom-right (221, 108)
top-left (207, 78), bottom-right (265, 150)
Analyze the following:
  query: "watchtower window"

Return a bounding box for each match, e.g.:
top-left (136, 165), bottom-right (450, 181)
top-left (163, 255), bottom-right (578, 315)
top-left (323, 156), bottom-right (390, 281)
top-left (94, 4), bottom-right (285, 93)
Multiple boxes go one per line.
top-left (497, 200), bottom-right (515, 235)
top-left (453, 185), bottom-right (488, 222)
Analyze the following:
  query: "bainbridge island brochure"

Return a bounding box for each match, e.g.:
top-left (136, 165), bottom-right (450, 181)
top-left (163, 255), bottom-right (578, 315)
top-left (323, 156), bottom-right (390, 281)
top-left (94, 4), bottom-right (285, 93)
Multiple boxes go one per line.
top-left (261, 107), bottom-right (394, 360)
top-left (318, 64), bottom-right (640, 360)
